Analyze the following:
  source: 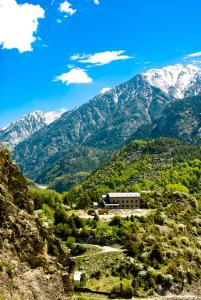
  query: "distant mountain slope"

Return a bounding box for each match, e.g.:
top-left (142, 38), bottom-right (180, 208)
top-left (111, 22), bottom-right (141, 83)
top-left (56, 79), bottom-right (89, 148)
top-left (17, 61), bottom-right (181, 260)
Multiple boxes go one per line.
top-left (152, 95), bottom-right (201, 143)
top-left (38, 146), bottom-right (112, 192)
top-left (13, 74), bottom-right (170, 182)
top-left (13, 64), bottom-right (201, 191)
top-left (0, 110), bottom-right (63, 149)
top-left (48, 94), bottom-right (201, 192)
top-left (78, 138), bottom-right (201, 196)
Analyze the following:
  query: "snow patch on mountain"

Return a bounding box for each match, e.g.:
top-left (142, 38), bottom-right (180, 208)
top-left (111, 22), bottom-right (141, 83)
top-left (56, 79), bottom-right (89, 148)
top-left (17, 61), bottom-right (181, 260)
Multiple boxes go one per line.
top-left (144, 64), bottom-right (201, 99)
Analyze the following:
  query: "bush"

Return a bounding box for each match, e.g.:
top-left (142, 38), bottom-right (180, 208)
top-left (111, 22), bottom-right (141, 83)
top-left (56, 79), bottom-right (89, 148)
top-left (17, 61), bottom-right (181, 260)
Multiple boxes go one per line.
top-left (166, 183), bottom-right (189, 194)
top-left (71, 244), bottom-right (86, 256)
top-left (109, 216), bottom-right (123, 227)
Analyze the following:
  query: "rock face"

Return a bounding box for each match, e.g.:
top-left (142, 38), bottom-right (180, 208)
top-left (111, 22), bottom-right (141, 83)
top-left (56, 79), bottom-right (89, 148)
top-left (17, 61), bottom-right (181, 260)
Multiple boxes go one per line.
top-left (0, 147), bottom-right (74, 299)
top-left (152, 95), bottom-right (201, 143)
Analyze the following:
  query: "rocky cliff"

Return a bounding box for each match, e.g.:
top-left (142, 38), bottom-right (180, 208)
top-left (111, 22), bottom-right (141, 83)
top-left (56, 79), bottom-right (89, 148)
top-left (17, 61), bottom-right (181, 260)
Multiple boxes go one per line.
top-left (0, 147), bottom-right (74, 299)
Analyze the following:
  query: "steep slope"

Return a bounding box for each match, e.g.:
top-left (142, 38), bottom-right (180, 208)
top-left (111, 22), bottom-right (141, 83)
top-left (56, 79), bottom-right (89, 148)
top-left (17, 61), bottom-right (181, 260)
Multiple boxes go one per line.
top-left (152, 95), bottom-right (201, 143)
top-left (0, 110), bottom-right (63, 149)
top-left (42, 97), bottom-right (201, 192)
top-left (0, 147), bottom-right (74, 299)
top-left (77, 138), bottom-right (201, 196)
top-left (39, 146), bottom-right (112, 192)
top-left (13, 74), bottom-right (170, 183)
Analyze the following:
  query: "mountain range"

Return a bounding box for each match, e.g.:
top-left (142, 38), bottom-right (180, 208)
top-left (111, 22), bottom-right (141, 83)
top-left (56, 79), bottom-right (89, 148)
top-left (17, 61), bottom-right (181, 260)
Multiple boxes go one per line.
top-left (0, 110), bottom-right (64, 149)
top-left (1, 63), bottom-right (200, 191)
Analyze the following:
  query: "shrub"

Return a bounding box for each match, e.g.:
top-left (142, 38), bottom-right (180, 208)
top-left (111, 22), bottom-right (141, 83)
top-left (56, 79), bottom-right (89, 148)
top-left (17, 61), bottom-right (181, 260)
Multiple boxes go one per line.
top-left (166, 183), bottom-right (189, 194)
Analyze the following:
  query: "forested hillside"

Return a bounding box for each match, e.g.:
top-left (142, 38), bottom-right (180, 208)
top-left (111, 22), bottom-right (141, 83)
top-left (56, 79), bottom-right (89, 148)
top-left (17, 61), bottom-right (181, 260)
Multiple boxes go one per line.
top-left (74, 138), bottom-right (201, 202)
top-left (28, 137), bottom-right (201, 297)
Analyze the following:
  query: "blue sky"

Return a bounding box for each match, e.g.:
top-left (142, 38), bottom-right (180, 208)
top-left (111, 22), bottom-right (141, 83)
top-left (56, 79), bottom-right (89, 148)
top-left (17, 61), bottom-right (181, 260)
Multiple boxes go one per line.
top-left (1, 0), bottom-right (201, 127)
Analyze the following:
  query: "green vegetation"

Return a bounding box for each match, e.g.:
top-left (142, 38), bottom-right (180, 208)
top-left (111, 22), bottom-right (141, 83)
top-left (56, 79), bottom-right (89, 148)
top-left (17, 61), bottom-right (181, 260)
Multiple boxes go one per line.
top-left (28, 138), bottom-right (201, 297)
top-left (29, 188), bottom-right (101, 256)
top-left (67, 138), bottom-right (201, 209)
top-left (31, 146), bottom-right (112, 193)
top-left (30, 187), bottom-right (201, 297)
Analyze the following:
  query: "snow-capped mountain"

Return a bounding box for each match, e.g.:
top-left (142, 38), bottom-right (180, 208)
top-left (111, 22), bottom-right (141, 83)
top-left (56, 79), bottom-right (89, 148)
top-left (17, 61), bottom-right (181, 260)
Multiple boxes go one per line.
top-left (0, 110), bottom-right (64, 149)
top-left (144, 64), bottom-right (201, 99)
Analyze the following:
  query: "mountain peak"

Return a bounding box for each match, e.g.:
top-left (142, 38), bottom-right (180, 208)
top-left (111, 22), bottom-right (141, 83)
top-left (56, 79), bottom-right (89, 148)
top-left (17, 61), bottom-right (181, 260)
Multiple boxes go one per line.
top-left (0, 109), bottom-right (65, 149)
top-left (143, 63), bottom-right (201, 99)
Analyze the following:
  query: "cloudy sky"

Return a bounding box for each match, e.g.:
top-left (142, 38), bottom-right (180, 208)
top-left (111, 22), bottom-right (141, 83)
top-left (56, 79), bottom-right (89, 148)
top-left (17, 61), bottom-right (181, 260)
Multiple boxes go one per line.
top-left (1, 0), bottom-right (201, 127)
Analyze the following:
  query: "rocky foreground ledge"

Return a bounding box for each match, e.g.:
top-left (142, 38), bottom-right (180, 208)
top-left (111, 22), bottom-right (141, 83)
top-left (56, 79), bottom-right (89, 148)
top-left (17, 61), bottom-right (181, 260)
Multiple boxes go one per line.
top-left (0, 148), bottom-right (74, 300)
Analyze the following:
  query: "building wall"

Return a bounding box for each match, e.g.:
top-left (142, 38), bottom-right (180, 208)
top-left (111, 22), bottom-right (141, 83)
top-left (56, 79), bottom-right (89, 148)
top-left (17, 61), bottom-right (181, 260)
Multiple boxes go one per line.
top-left (110, 196), bottom-right (140, 209)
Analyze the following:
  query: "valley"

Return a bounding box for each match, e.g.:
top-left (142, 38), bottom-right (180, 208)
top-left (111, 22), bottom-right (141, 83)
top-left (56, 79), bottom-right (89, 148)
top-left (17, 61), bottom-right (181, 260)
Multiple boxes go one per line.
top-left (1, 64), bottom-right (201, 300)
top-left (1, 0), bottom-right (201, 298)
top-left (26, 137), bottom-right (201, 299)
top-left (4, 64), bottom-right (200, 192)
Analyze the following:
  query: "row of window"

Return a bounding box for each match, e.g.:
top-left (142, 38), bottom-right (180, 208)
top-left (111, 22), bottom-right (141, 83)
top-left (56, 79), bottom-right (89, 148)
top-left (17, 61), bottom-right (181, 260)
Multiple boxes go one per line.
top-left (120, 199), bottom-right (139, 204)
top-left (119, 204), bottom-right (140, 209)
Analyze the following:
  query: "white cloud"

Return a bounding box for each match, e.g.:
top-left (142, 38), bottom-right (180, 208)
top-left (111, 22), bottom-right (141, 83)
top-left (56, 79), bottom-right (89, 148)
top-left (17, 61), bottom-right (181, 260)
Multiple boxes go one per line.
top-left (55, 68), bottom-right (93, 85)
top-left (94, 0), bottom-right (100, 4)
top-left (67, 64), bottom-right (75, 69)
top-left (185, 51), bottom-right (201, 58)
top-left (70, 53), bottom-right (88, 60)
top-left (0, 0), bottom-right (45, 53)
top-left (59, 1), bottom-right (76, 16)
top-left (101, 87), bottom-right (111, 94)
top-left (71, 50), bottom-right (132, 66)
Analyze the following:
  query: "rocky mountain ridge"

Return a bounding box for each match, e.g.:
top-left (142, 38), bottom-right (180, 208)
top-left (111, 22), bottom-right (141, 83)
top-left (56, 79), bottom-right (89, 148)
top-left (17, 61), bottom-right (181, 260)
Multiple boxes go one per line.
top-left (13, 73), bottom-right (171, 182)
top-left (0, 110), bottom-right (64, 149)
